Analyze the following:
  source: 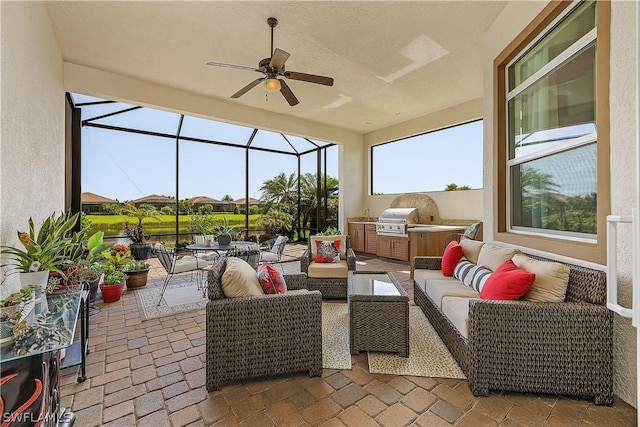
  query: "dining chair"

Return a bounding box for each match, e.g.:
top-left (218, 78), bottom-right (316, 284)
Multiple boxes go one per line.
top-left (443, 222), bottom-right (481, 249)
top-left (154, 244), bottom-right (209, 305)
top-left (259, 235), bottom-right (288, 271)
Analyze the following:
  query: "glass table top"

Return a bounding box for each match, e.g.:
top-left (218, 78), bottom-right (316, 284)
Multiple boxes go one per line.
top-left (350, 273), bottom-right (401, 296)
top-left (1, 288), bottom-right (86, 362)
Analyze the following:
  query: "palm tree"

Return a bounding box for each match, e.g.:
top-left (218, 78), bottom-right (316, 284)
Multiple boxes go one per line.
top-left (299, 173), bottom-right (339, 235)
top-left (260, 172), bottom-right (298, 210)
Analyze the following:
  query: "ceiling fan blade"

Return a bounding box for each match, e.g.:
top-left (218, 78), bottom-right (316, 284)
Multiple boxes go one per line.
top-left (284, 71), bottom-right (334, 86)
top-left (269, 48), bottom-right (290, 70)
top-left (279, 80), bottom-right (299, 106)
top-left (231, 78), bottom-right (265, 98)
top-left (207, 61), bottom-right (261, 73)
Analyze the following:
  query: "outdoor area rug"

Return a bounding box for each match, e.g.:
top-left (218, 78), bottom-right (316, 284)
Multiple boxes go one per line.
top-left (322, 302), bottom-right (352, 370)
top-left (368, 306), bottom-right (466, 379)
top-left (134, 282), bottom-right (207, 320)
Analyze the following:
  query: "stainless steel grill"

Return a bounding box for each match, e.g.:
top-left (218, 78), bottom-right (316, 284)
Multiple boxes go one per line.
top-left (376, 208), bottom-right (419, 237)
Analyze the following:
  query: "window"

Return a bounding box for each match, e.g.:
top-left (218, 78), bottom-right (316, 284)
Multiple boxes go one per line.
top-left (507, 0), bottom-right (596, 239)
top-left (495, 0), bottom-right (609, 263)
top-left (371, 120), bottom-right (483, 195)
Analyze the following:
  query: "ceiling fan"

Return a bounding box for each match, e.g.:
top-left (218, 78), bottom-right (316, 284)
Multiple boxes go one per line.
top-left (206, 17), bottom-right (334, 106)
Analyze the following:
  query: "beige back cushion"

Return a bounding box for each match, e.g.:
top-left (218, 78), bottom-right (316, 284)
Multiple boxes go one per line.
top-left (310, 235), bottom-right (347, 260)
top-left (477, 243), bottom-right (520, 271)
top-left (221, 257), bottom-right (264, 298)
top-left (459, 240), bottom-right (485, 264)
top-left (512, 254), bottom-right (570, 302)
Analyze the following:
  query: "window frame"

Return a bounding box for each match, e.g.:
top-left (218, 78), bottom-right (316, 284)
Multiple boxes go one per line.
top-left (493, 0), bottom-right (610, 264)
top-left (370, 118), bottom-right (484, 195)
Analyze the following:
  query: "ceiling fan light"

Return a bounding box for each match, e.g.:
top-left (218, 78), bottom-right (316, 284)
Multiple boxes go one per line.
top-left (266, 77), bottom-right (281, 92)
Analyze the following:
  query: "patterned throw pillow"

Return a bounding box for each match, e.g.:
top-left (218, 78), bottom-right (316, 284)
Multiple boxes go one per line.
top-left (315, 240), bottom-right (341, 263)
top-left (257, 263), bottom-right (287, 294)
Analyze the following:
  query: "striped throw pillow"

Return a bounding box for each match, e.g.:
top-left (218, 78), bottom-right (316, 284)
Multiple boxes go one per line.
top-left (453, 259), bottom-right (475, 284)
top-left (468, 265), bottom-right (492, 292)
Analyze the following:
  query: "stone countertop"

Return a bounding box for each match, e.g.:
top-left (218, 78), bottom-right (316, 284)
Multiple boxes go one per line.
top-left (348, 221), bottom-right (377, 225)
top-left (407, 225), bottom-right (466, 232)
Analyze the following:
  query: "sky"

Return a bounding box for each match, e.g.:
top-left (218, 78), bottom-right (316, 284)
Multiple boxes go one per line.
top-left (77, 94), bottom-right (482, 203)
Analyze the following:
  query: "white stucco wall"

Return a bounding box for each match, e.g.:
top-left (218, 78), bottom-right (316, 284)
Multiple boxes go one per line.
top-left (0, 2), bottom-right (65, 297)
top-left (609, 0), bottom-right (639, 409)
top-left (484, 0), bottom-right (639, 407)
top-left (361, 98), bottom-right (484, 220)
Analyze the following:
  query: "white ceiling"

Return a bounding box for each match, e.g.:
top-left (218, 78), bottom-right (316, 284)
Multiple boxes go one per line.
top-left (45, 1), bottom-right (507, 134)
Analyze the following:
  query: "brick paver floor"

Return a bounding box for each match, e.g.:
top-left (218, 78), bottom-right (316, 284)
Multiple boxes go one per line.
top-left (59, 248), bottom-right (637, 426)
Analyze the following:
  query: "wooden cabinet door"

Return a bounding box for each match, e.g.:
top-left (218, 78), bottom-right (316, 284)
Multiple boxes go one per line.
top-left (391, 237), bottom-right (410, 261)
top-left (376, 235), bottom-right (393, 258)
top-left (348, 223), bottom-right (365, 252)
top-left (365, 224), bottom-right (377, 254)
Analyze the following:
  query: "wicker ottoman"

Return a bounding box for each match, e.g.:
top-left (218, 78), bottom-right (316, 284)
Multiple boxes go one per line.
top-left (348, 271), bottom-right (409, 357)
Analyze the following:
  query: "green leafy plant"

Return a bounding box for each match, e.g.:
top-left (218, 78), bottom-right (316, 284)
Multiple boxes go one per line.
top-left (102, 269), bottom-right (127, 285)
top-left (98, 249), bottom-right (131, 272)
top-left (122, 203), bottom-right (161, 244)
top-left (316, 226), bottom-right (341, 236)
top-left (0, 285), bottom-right (38, 308)
top-left (122, 261), bottom-right (150, 272)
top-left (85, 231), bottom-right (113, 264)
top-left (0, 211), bottom-right (81, 275)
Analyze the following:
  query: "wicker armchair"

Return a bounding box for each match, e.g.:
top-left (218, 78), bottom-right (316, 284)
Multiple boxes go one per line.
top-left (205, 257), bottom-right (323, 391)
top-left (300, 235), bottom-right (357, 299)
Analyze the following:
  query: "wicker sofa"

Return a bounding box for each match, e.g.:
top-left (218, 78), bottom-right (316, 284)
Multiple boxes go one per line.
top-left (205, 257), bottom-right (323, 391)
top-left (300, 235), bottom-right (357, 299)
top-left (412, 244), bottom-right (613, 405)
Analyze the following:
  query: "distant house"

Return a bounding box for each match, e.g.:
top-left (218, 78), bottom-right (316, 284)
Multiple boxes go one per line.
top-left (128, 194), bottom-right (176, 210)
top-left (188, 196), bottom-right (230, 213)
top-left (81, 192), bottom-right (119, 214)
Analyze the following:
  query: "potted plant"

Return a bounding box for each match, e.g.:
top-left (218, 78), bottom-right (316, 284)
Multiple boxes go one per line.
top-left (122, 203), bottom-right (160, 260)
top-left (73, 231), bottom-right (113, 301)
top-left (122, 260), bottom-right (151, 289)
top-left (215, 215), bottom-right (235, 246)
top-left (98, 265), bottom-right (127, 303)
top-left (1, 211), bottom-right (81, 288)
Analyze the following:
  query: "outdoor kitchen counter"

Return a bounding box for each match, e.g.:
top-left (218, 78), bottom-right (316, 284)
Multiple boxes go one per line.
top-left (407, 225), bottom-right (466, 278)
top-left (407, 225), bottom-right (466, 232)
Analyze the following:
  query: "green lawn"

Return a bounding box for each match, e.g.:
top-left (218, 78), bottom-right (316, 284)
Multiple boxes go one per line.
top-left (87, 214), bottom-right (261, 238)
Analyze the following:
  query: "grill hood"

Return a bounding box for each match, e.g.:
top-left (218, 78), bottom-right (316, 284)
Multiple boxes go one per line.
top-left (377, 208), bottom-right (419, 224)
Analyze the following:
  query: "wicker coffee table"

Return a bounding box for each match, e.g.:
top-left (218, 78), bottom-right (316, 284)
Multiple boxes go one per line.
top-left (348, 271), bottom-right (409, 357)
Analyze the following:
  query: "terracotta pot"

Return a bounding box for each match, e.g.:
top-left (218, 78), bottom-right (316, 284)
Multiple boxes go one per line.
top-left (99, 282), bottom-right (124, 303)
top-left (125, 269), bottom-right (150, 289)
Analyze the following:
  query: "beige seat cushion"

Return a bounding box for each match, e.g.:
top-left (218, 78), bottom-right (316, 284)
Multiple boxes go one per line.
top-left (459, 240), bottom-right (485, 264)
top-left (414, 269), bottom-right (458, 293)
top-left (173, 255), bottom-right (209, 273)
top-left (512, 254), bottom-right (570, 302)
top-left (221, 257), bottom-right (264, 298)
top-left (477, 243), bottom-right (520, 271)
top-left (307, 260), bottom-right (349, 278)
top-left (442, 297), bottom-right (476, 339)
top-left (424, 279), bottom-right (479, 309)
top-left (310, 235), bottom-right (347, 260)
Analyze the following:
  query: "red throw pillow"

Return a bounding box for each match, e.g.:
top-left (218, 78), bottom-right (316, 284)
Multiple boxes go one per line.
top-left (442, 241), bottom-right (463, 276)
top-left (315, 240), bottom-right (341, 263)
top-left (480, 259), bottom-right (535, 300)
top-left (257, 263), bottom-right (287, 294)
